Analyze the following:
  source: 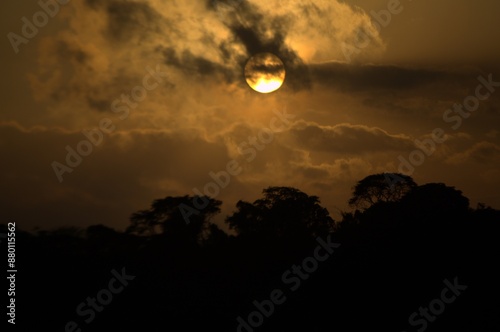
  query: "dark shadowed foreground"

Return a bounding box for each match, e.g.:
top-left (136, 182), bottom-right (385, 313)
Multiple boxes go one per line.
top-left (5, 174), bottom-right (500, 332)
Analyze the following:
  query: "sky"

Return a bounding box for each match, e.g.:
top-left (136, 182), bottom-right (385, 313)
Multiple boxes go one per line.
top-left (1, 0), bottom-right (499, 231)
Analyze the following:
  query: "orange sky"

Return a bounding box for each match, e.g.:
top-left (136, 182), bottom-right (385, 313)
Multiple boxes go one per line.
top-left (1, 0), bottom-right (499, 230)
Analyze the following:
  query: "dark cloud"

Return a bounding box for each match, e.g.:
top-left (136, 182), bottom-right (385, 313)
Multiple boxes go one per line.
top-left (162, 47), bottom-right (239, 84)
top-left (233, 29), bottom-right (311, 91)
top-left (207, 0), bottom-right (312, 90)
top-left (310, 62), bottom-right (448, 92)
top-left (362, 98), bottom-right (433, 117)
top-left (244, 52), bottom-right (285, 85)
top-left (87, 97), bottom-right (110, 112)
top-left (84, 0), bottom-right (165, 42)
top-left (84, 0), bottom-right (106, 10)
top-left (54, 40), bottom-right (90, 65)
top-left (106, 1), bottom-right (164, 42)
top-left (245, 53), bottom-right (284, 75)
top-left (295, 165), bottom-right (330, 179)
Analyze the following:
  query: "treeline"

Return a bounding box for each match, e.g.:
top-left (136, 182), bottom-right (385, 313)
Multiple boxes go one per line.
top-left (4, 173), bottom-right (500, 332)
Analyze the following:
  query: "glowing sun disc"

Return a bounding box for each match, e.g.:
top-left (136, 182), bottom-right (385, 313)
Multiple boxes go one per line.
top-left (244, 53), bottom-right (286, 94)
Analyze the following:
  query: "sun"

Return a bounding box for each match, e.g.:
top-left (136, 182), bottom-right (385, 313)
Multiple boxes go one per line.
top-left (244, 53), bottom-right (286, 94)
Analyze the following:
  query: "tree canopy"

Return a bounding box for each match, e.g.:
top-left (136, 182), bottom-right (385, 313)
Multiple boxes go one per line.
top-left (348, 173), bottom-right (417, 209)
top-left (126, 195), bottom-right (221, 243)
top-left (226, 186), bottom-right (335, 240)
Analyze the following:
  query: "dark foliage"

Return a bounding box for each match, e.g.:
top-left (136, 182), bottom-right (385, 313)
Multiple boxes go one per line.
top-left (9, 177), bottom-right (500, 332)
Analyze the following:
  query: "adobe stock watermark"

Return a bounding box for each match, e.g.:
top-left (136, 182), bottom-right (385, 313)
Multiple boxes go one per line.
top-left (236, 235), bottom-right (340, 331)
top-left (51, 64), bottom-right (168, 183)
top-left (180, 106), bottom-right (296, 224)
top-left (385, 74), bottom-right (500, 189)
top-left (7, 0), bottom-right (71, 54)
top-left (65, 267), bottom-right (135, 332)
top-left (402, 277), bottom-right (467, 332)
top-left (342, 0), bottom-right (405, 63)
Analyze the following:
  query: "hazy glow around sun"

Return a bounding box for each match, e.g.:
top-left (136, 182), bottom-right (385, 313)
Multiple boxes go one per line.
top-left (244, 53), bottom-right (286, 94)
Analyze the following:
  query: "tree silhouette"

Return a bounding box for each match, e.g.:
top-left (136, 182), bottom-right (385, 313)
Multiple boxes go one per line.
top-left (126, 195), bottom-right (222, 243)
top-left (226, 186), bottom-right (334, 240)
top-left (348, 172), bottom-right (417, 209)
top-left (86, 224), bottom-right (119, 240)
top-left (10, 174), bottom-right (500, 332)
top-left (401, 183), bottom-right (470, 223)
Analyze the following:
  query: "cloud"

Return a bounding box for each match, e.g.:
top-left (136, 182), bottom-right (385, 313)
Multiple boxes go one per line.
top-left (287, 121), bottom-right (413, 154)
top-left (291, 157), bottom-right (373, 182)
top-left (26, 0), bottom-right (387, 107)
top-left (0, 122), bottom-right (230, 229)
top-left (162, 47), bottom-right (239, 84)
top-left (485, 130), bottom-right (498, 139)
top-left (447, 141), bottom-right (500, 165)
top-left (0, 117), bottom-right (405, 228)
top-left (309, 62), bottom-right (473, 92)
